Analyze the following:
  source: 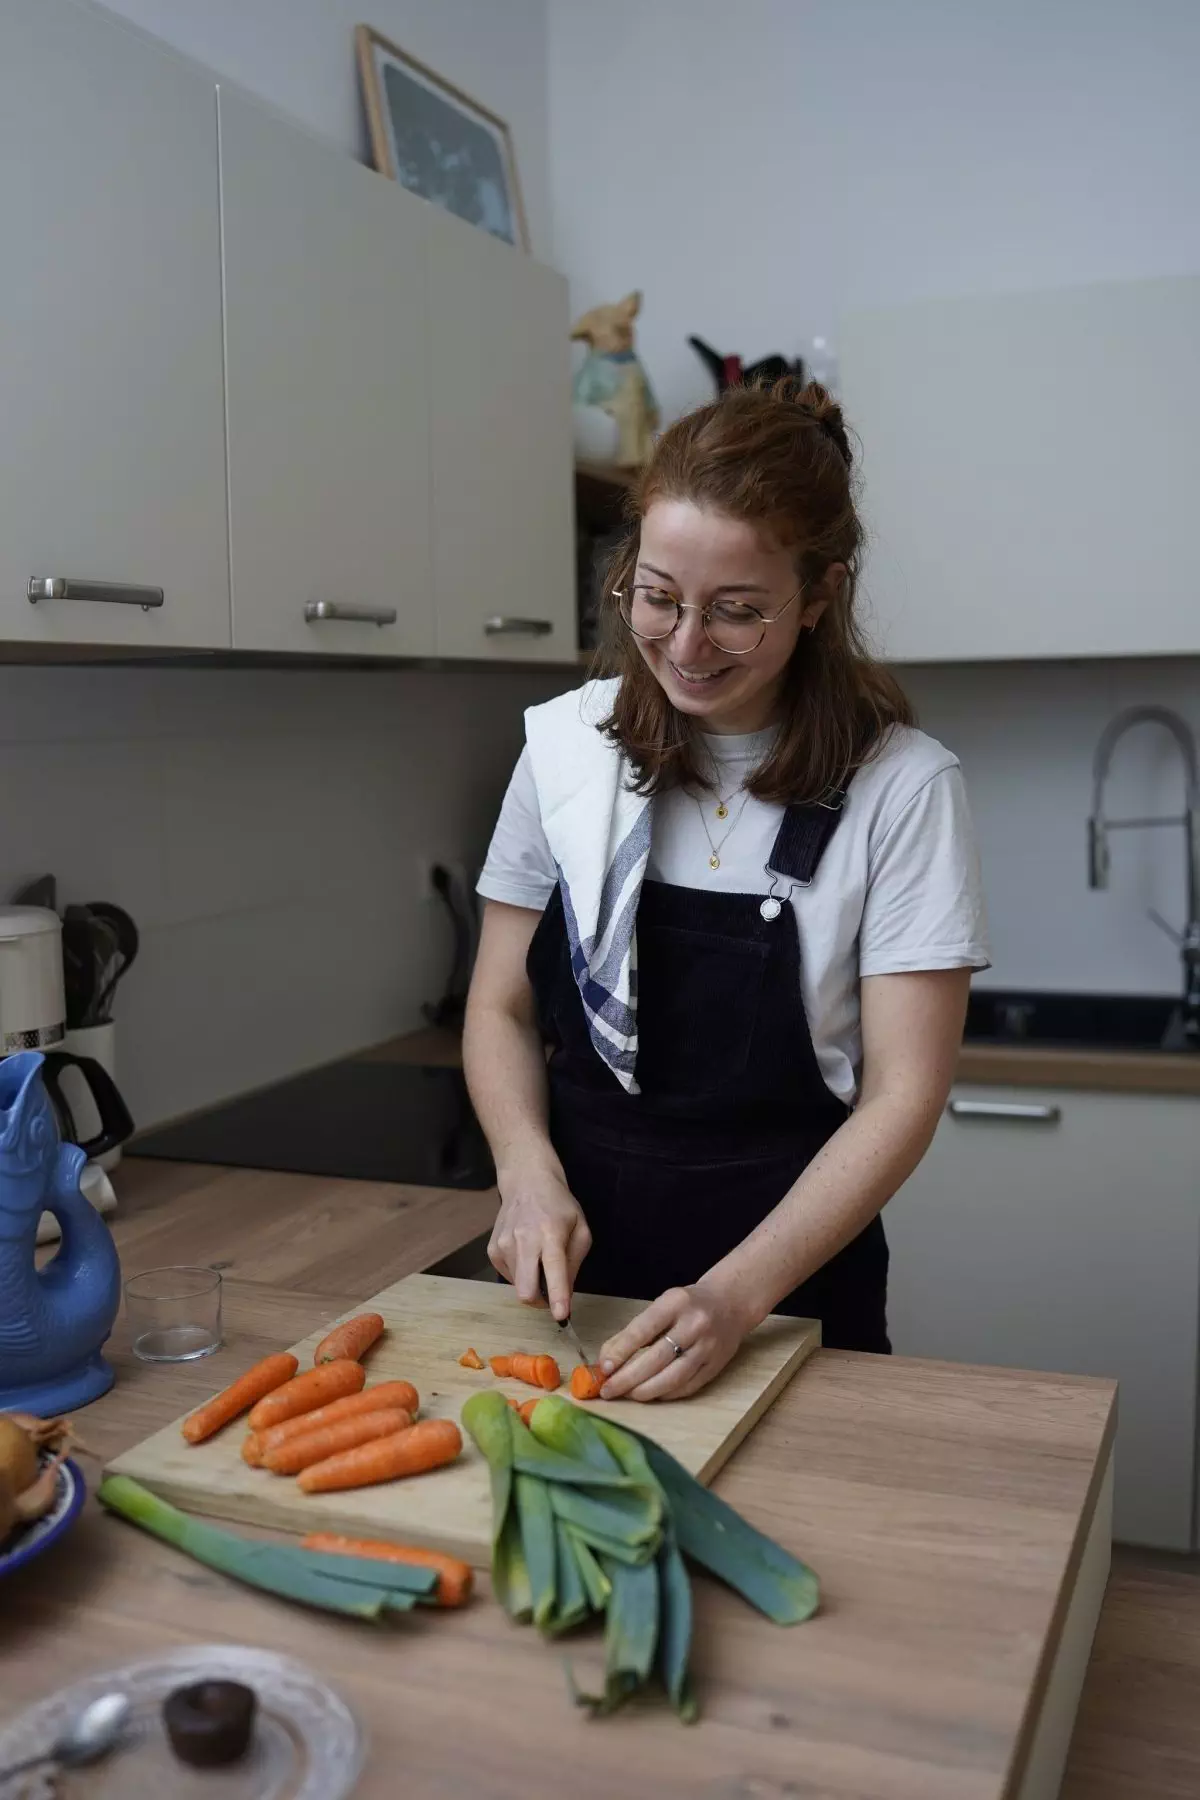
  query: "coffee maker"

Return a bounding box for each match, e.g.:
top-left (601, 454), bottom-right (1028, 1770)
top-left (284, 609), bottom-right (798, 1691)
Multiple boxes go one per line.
top-left (0, 907), bottom-right (132, 1158)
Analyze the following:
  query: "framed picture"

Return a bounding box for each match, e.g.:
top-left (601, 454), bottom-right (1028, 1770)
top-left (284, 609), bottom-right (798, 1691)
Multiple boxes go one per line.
top-left (355, 25), bottom-right (528, 251)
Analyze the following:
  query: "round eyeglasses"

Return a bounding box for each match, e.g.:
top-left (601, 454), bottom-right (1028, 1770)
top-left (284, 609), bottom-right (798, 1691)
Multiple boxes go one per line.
top-left (613, 584), bottom-right (803, 655)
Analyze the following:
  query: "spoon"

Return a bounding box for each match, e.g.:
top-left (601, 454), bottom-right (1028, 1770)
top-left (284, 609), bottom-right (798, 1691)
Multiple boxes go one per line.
top-left (0, 1690), bottom-right (130, 1783)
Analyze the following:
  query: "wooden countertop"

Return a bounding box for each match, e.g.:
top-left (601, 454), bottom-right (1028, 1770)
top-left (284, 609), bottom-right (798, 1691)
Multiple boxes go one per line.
top-left (4, 1156), bottom-right (1115, 1799)
top-left (369, 1022), bottom-right (1200, 1098)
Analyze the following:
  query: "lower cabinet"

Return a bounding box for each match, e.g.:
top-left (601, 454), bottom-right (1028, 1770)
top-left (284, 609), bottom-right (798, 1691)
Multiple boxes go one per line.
top-left (886, 1084), bottom-right (1199, 1549)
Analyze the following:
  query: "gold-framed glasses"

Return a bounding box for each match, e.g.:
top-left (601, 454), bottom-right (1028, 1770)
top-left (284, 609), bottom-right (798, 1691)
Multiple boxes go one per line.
top-left (613, 584), bottom-right (803, 655)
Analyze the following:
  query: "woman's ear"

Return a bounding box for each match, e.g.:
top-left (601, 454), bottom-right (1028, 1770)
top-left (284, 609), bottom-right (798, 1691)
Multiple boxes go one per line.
top-left (802, 561), bottom-right (846, 627)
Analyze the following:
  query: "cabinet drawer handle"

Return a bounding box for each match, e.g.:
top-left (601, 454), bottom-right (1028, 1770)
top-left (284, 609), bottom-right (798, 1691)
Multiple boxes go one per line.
top-left (304, 601), bottom-right (396, 627)
top-left (949, 1099), bottom-right (1062, 1124)
top-left (28, 577), bottom-right (163, 612)
top-left (484, 616), bottom-right (553, 637)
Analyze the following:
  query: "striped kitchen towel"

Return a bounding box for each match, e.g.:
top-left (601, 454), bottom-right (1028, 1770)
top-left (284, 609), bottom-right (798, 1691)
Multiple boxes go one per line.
top-left (524, 679), bottom-right (651, 1093)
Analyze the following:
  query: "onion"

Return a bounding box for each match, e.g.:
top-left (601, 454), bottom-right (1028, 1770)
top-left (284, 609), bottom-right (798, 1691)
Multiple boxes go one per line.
top-left (0, 1415), bottom-right (38, 1498)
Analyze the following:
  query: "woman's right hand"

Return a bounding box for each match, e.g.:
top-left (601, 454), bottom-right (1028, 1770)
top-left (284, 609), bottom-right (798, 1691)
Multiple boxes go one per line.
top-left (489, 1166), bottom-right (592, 1321)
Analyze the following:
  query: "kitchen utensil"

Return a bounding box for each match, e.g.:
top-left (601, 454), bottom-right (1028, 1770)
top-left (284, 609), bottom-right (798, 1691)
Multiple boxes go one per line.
top-left (0, 1053), bottom-right (122, 1415)
top-left (86, 901), bottom-right (139, 1021)
top-left (0, 1453), bottom-right (87, 1580)
top-left (125, 1267), bottom-right (222, 1363)
top-left (105, 1273), bottom-right (819, 1568)
top-left (0, 1647), bottom-right (365, 1800)
top-left (538, 1264), bottom-right (593, 1365)
top-left (0, 1691), bottom-right (129, 1786)
top-left (61, 903), bottom-right (115, 1030)
top-left (9, 875), bottom-right (57, 913)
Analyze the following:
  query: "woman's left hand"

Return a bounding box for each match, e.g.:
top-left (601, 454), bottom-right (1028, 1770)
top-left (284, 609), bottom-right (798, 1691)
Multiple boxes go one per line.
top-left (597, 1278), bottom-right (751, 1402)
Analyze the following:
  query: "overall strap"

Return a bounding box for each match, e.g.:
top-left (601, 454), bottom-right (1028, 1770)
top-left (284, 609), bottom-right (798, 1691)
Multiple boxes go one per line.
top-left (767, 787), bottom-right (848, 885)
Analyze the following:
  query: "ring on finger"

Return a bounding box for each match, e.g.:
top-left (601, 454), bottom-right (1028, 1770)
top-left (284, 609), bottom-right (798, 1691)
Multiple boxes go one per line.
top-left (663, 1333), bottom-right (683, 1359)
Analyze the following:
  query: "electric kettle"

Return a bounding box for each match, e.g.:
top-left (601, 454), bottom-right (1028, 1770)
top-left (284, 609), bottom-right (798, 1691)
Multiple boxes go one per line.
top-left (0, 906), bottom-right (132, 1158)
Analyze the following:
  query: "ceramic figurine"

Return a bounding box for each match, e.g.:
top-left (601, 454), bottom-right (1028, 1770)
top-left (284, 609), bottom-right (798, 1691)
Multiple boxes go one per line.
top-left (688, 334), bottom-right (805, 393)
top-left (0, 1051), bottom-right (121, 1414)
top-left (571, 290), bottom-right (660, 468)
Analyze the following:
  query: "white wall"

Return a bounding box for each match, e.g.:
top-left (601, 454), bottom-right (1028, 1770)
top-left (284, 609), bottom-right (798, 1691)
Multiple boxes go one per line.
top-left (548, 0), bottom-right (1200, 1001)
top-left (99, 0), bottom-right (551, 253)
top-left (0, 663), bottom-right (561, 1128)
top-left (548, 0), bottom-right (1200, 420)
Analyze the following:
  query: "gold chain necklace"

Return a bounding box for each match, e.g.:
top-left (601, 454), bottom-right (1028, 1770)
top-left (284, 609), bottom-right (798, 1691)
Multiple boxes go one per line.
top-left (690, 787), bottom-right (751, 871)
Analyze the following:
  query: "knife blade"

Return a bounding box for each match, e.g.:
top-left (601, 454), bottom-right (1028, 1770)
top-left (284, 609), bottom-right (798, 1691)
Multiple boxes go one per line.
top-left (539, 1267), bottom-right (593, 1366)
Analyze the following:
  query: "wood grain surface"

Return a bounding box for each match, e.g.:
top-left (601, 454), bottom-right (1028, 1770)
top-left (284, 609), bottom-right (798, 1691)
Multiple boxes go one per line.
top-left (3, 1157), bottom-right (1117, 1800)
top-left (107, 1274), bottom-right (820, 1564)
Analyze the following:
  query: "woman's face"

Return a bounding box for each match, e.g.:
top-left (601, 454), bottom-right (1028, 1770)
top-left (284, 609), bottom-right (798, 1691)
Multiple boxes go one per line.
top-left (629, 499), bottom-right (830, 735)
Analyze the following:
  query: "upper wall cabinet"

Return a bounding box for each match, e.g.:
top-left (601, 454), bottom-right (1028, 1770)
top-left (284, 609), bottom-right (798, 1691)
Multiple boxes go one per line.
top-left (427, 207), bottom-right (576, 662)
top-left (840, 276), bottom-right (1200, 662)
top-left (219, 88), bottom-right (435, 658)
top-left (0, 0), bottom-right (230, 649)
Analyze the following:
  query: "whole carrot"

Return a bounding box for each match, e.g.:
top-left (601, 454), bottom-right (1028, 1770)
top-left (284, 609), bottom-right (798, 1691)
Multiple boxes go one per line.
top-left (181, 1353), bottom-right (299, 1444)
top-left (264, 1407), bottom-right (412, 1476)
top-left (257, 1380), bottom-right (420, 1452)
top-left (570, 1364), bottom-right (605, 1401)
top-left (313, 1312), bottom-right (385, 1366)
top-left (298, 1418), bottom-right (463, 1494)
top-left (242, 1433), bottom-right (264, 1467)
top-left (247, 1359), bottom-right (364, 1433)
top-left (301, 1533), bottom-right (473, 1607)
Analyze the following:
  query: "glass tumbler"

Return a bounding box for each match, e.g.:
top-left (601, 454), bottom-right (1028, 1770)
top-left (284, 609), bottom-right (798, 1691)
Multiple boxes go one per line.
top-left (125, 1266), bottom-right (223, 1362)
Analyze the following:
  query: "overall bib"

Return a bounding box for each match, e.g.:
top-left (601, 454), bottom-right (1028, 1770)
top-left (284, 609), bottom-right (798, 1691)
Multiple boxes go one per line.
top-left (525, 795), bottom-right (890, 1353)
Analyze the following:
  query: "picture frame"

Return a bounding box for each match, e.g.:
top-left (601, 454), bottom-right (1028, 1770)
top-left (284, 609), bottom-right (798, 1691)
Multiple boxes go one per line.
top-left (355, 24), bottom-right (529, 252)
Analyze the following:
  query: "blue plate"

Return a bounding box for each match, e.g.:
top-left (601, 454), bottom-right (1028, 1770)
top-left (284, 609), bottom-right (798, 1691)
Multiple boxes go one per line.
top-left (0, 1454), bottom-right (86, 1578)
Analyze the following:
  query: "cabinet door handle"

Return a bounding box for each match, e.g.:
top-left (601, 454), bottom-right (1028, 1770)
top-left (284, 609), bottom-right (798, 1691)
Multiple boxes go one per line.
top-left (304, 601), bottom-right (396, 627)
top-left (949, 1099), bottom-right (1062, 1124)
top-left (28, 577), bottom-right (164, 612)
top-left (484, 616), bottom-right (553, 637)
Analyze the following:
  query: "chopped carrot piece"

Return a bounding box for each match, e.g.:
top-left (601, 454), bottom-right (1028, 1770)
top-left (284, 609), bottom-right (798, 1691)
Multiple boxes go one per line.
top-left (570, 1365), bottom-right (605, 1401)
top-left (489, 1356), bottom-right (512, 1378)
top-left (458, 1348), bottom-right (486, 1370)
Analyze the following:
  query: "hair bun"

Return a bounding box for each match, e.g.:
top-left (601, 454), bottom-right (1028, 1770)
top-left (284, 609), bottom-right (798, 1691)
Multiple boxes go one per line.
top-left (770, 375), bottom-right (852, 468)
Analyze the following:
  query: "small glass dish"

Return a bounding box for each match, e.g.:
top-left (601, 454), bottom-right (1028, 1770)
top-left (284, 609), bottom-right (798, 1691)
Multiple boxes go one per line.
top-left (125, 1267), bottom-right (222, 1363)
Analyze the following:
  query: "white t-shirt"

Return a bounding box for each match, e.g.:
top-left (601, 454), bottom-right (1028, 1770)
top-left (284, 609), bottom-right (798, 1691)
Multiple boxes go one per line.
top-left (478, 721), bottom-right (990, 1105)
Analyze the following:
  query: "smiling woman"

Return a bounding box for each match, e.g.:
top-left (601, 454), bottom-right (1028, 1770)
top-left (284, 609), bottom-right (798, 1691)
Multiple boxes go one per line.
top-left (464, 379), bottom-right (990, 1402)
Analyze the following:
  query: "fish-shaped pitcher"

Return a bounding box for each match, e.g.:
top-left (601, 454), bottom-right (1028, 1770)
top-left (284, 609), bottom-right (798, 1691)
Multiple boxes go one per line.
top-left (0, 1051), bottom-right (121, 1413)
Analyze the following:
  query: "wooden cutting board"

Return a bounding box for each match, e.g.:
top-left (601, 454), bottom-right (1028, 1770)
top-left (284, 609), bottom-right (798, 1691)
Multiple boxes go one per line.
top-left (106, 1274), bottom-right (819, 1567)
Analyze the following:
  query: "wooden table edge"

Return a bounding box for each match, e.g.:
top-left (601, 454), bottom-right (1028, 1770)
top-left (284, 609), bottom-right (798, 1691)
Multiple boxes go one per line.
top-left (1003, 1386), bottom-right (1118, 1799)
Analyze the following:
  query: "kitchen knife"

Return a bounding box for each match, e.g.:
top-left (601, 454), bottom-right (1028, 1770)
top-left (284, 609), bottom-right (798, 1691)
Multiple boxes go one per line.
top-left (539, 1267), bottom-right (593, 1366)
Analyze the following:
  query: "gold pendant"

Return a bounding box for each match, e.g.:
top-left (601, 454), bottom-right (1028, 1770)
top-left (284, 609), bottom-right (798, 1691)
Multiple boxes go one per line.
top-left (709, 853), bottom-right (720, 870)
top-left (715, 802), bottom-right (728, 820)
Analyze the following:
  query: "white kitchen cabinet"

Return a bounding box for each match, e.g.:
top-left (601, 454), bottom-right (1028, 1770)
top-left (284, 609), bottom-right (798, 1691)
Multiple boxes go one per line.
top-left (840, 277), bottom-right (1200, 661)
top-left (219, 88), bottom-right (434, 658)
top-left (886, 1084), bottom-right (1199, 1549)
top-left (0, 0), bottom-right (230, 650)
top-left (427, 207), bottom-right (576, 662)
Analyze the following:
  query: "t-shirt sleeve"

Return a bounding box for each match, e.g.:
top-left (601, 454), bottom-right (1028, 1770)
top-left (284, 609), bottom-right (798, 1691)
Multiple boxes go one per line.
top-left (476, 745), bottom-right (558, 911)
top-left (858, 764), bottom-right (991, 976)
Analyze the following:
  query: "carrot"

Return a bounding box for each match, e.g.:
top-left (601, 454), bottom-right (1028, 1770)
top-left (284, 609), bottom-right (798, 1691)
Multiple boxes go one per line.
top-left (518, 1397), bottom-right (540, 1427)
top-left (263, 1407), bottom-right (413, 1476)
top-left (570, 1364), bottom-right (605, 1401)
top-left (458, 1348), bottom-right (485, 1370)
top-left (242, 1433), bottom-right (264, 1467)
top-left (534, 1355), bottom-right (562, 1392)
top-left (247, 1359), bottom-right (365, 1433)
top-left (298, 1418), bottom-right (463, 1494)
top-left (181, 1353), bottom-right (299, 1444)
top-left (313, 1312), bottom-right (385, 1366)
top-left (301, 1533), bottom-right (474, 1607)
top-left (509, 1352), bottom-right (537, 1386)
top-left (489, 1356), bottom-right (512, 1378)
top-left (506, 1397), bottom-right (522, 1413)
top-left (256, 1380), bottom-right (420, 1452)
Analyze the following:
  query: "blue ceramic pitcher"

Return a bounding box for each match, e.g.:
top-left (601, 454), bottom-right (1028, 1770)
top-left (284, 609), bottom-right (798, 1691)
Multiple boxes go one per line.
top-left (0, 1051), bottom-right (121, 1414)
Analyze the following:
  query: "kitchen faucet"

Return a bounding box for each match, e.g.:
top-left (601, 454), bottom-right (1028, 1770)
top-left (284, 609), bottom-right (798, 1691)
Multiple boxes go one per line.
top-left (1088, 705), bottom-right (1200, 1049)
